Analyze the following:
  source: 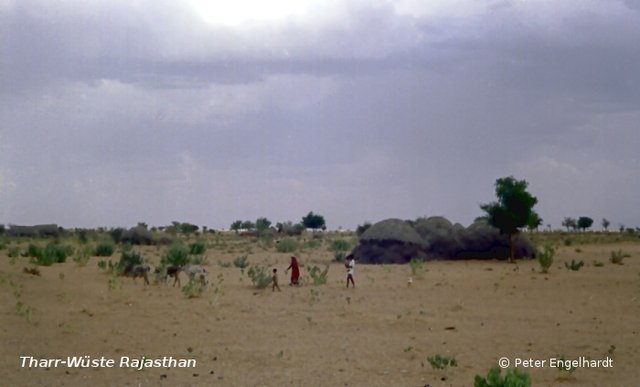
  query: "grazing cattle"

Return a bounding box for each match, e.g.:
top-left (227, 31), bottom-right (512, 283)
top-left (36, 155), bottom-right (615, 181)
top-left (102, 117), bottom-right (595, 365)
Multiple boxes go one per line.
top-left (182, 264), bottom-right (208, 286)
top-left (166, 265), bottom-right (182, 287)
top-left (122, 264), bottom-right (150, 285)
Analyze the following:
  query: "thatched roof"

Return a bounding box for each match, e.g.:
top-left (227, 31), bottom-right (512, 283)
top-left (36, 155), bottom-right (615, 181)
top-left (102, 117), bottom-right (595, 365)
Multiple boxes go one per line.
top-left (359, 218), bottom-right (426, 246)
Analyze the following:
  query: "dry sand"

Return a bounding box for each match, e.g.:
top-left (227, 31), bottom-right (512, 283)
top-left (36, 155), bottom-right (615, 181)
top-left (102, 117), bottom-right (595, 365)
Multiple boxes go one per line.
top-left (1, 240), bottom-right (639, 386)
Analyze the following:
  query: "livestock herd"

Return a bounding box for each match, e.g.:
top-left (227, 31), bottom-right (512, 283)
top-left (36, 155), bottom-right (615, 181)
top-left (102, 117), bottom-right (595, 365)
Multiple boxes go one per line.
top-left (121, 263), bottom-right (208, 287)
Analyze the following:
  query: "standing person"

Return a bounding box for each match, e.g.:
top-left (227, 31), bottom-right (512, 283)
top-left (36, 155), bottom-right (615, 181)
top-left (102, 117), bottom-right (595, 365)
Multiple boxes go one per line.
top-left (272, 268), bottom-right (281, 292)
top-left (285, 256), bottom-right (300, 286)
top-left (345, 254), bottom-right (355, 288)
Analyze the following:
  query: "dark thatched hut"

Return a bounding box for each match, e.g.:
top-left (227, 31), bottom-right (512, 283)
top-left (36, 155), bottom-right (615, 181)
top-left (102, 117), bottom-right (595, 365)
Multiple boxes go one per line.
top-left (351, 217), bottom-right (536, 263)
top-left (352, 218), bottom-right (427, 264)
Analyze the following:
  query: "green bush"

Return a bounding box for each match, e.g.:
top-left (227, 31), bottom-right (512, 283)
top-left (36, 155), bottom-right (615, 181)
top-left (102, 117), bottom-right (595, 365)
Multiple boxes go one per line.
top-left (95, 239), bottom-right (115, 257)
top-left (8, 246), bottom-right (20, 259)
top-left (334, 251), bottom-right (346, 263)
top-left (247, 265), bottom-right (272, 288)
top-left (409, 257), bottom-right (425, 276)
top-left (564, 259), bottom-right (584, 271)
top-left (305, 239), bottom-right (321, 249)
top-left (116, 250), bottom-right (144, 272)
top-left (73, 246), bottom-right (93, 266)
top-left (537, 245), bottom-right (555, 273)
top-left (426, 354), bottom-right (458, 369)
top-left (182, 280), bottom-right (206, 298)
top-left (610, 250), bottom-right (630, 265)
top-left (276, 238), bottom-right (299, 253)
top-left (307, 265), bottom-right (329, 286)
top-left (29, 243), bottom-right (73, 266)
top-left (474, 367), bottom-right (531, 387)
top-left (330, 239), bottom-right (351, 252)
top-left (189, 240), bottom-right (207, 255)
top-left (161, 243), bottom-right (190, 266)
top-left (233, 255), bottom-right (249, 269)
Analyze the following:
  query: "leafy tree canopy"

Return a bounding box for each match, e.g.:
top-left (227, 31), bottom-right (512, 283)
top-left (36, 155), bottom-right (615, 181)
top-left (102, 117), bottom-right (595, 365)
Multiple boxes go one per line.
top-left (302, 211), bottom-right (326, 230)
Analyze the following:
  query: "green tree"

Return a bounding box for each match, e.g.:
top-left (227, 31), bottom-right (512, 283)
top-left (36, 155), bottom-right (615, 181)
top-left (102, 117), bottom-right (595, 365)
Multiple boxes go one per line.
top-left (301, 211), bottom-right (326, 230)
top-left (562, 217), bottom-right (577, 231)
top-left (255, 217), bottom-right (272, 233)
top-left (480, 176), bottom-right (538, 263)
top-left (577, 216), bottom-right (593, 232)
top-left (230, 220), bottom-right (243, 232)
top-left (601, 218), bottom-right (610, 232)
top-left (241, 220), bottom-right (256, 231)
top-left (527, 212), bottom-right (543, 232)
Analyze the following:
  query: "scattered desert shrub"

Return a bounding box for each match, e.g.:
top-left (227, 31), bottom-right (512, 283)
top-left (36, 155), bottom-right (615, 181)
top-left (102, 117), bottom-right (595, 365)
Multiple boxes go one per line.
top-left (8, 246), bottom-right (20, 259)
top-left (330, 239), bottom-right (351, 252)
top-left (247, 265), bottom-right (272, 288)
top-left (474, 367), bottom-right (531, 387)
top-left (190, 255), bottom-right (208, 266)
top-left (276, 238), bottom-right (299, 253)
top-left (29, 243), bottom-right (73, 266)
top-left (233, 255), bottom-right (249, 269)
top-left (189, 240), bottom-right (207, 255)
top-left (95, 239), bottom-right (115, 257)
top-left (182, 280), bottom-right (206, 298)
top-left (563, 237), bottom-right (573, 246)
top-left (426, 354), bottom-right (458, 369)
top-left (334, 251), bottom-right (347, 263)
top-left (307, 265), bottom-right (329, 286)
top-left (305, 239), bottom-right (321, 249)
top-left (537, 245), bottom-right (555, 273)
top-left (409, 257), bottom-right (425, 276)
top-left (564, 259), bottom-right (584, 271)
top-left (116, 250), bottom-right (144, 272)
top-left (73, 245), bottom-right (93, 266)
top-left (23, 266), bottom-right (41, 276)
top-left (161, 243), bottom-right (190, 266)
top-left (610, 250), bottom-right (630, 265)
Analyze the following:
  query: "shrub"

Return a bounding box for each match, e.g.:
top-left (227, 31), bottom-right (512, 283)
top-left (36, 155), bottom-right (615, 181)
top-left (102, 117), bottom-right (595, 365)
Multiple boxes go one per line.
top-left (233, 255), bottom-right (249, 269)
top-left (610, 250), bottom-right (630, 265)
top-left (305, 239), bottom-right (321, 249)
top-left (161, 243), bottom-right (190, 266)
top-left (95, 239), bottom-right (115, 257)
top-left (276, 238), bottom-right (299, 253)
top-left (73, 246), bottom-right (93, 266)
top-left (334, 251), bottom-right (347, 263)
top-left (426, 354), bottom-right (458, 369)
top-left (330, 239), bottom-right (351, 252)
top-left (537, 245), bottom-right (555, 273)
top-left (189, 241), bottom-right (207, 255)
top-left (182, 280), bottom-right (206, 298)
top-left (247, 265), bottom-right (272, 288)
top-left (409, 257), bottom-right (425, 276)
top-left (29, 243), bottom-right (73, 266)
top-left (564, 259), bottom-right (584, 271)
top-left (474, 367), bottom-right (531, 387)
top-left (116, 250), bottom-right (144, 272)
top-left (8, 246), bottom-right (20, 259)
top-left (307, 265), bottom-right (329, 285)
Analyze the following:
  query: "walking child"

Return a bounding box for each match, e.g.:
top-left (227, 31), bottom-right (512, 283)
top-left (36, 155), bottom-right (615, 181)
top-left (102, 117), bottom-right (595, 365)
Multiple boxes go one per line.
top-left (345, 254), bottom-right (355, 288)
top-left (272, 268), bottom-right (281, 292)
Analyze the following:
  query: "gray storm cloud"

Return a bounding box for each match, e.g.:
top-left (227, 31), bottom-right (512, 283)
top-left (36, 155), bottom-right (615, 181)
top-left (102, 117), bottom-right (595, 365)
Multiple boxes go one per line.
top-left (1, 0), bottom-right (639, 229)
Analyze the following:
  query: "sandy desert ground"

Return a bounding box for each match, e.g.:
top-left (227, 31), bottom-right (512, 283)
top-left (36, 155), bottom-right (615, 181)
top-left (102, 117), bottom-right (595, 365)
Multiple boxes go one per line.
top-left (1, 236), bottom-right (639, 386)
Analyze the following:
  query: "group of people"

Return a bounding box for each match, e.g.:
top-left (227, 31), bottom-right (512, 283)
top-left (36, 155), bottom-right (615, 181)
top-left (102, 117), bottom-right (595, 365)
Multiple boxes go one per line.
top-left (271, 255), bottom-right (356, 291)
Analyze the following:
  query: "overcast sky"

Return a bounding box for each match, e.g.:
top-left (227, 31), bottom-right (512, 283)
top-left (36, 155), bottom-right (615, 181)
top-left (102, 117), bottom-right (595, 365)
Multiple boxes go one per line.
top-left (1, 0), bottom-right (639, 230)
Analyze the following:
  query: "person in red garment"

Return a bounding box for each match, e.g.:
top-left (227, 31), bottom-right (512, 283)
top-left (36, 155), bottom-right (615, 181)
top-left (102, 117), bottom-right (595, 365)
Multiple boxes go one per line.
top-left (286, 256), bottom-right (300, 286)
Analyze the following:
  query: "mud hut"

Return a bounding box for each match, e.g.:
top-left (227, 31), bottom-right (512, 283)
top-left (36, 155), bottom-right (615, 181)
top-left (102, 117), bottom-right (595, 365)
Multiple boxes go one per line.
top-left (413, 216), bottom-right (463, 259)
top-left (352, 218), bottom-right (427, 264)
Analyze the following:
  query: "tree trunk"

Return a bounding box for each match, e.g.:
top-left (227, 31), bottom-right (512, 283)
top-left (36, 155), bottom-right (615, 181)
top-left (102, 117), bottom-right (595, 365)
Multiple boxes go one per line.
top-left (508, 233), bottom-right (514, 263)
